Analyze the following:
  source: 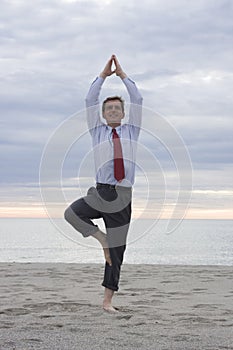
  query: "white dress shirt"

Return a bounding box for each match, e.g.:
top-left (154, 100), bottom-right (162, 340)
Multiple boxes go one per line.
top-left (85, 76), bottom-right (143, 187)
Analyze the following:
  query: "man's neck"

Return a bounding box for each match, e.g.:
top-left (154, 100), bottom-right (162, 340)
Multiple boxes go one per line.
top-left (107, 123), bottom-right (121, 128)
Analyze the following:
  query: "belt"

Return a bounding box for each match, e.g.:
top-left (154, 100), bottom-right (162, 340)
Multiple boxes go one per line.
top-left (96, 183), bottom-right (116, 189)
top-left (96, 183), bottom-right (132, 191)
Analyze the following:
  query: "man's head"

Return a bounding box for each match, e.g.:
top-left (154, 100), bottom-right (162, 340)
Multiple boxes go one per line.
top-left (102, 96), bottom-right (125, 127)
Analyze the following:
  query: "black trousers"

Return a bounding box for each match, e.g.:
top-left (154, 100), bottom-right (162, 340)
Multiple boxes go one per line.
top-left (64, 183), bottom-right (132, 291)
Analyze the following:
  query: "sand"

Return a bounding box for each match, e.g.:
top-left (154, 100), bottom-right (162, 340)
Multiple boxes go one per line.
top-left (0, 263), bottom-right (232, 350)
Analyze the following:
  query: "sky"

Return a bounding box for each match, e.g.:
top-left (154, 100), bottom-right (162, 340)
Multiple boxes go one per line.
top-left (0, 0), bottom-right (233, 219)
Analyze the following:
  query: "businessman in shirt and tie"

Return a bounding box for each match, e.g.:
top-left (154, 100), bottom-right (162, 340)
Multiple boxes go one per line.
top-left (65, 55), bottom-right (143, 312)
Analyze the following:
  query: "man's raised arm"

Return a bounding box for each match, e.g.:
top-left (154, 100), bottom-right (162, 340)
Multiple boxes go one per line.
top-left (85, 57), bottom-right (116, 131)
top-left (113, 55), bottom-right (143, 131)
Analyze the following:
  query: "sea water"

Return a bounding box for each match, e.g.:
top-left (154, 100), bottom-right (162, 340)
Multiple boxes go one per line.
top-left (0, 218), bottom-right (232, 265)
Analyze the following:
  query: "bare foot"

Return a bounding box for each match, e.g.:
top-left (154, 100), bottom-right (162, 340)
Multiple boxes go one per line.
top-left (103, 304), bottom-right (119, 313)
top-left (103, 288), bottom-right (117, 312)
top-left (92, 231), bottom-right (112, 266)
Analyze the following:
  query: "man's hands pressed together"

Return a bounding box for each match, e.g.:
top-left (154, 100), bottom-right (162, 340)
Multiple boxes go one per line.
top-left (100, 56), bottom-right (115, 78)
top-left (100, 55), bottom-right (127, 80)
top-left (113, 55), bottom-right (127, 79)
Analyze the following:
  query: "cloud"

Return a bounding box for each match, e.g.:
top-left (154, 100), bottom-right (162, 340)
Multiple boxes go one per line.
top-left (0, 0), bottom-right (233, 217)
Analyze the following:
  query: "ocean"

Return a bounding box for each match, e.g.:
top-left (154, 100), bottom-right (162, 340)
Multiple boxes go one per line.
top-left (0, 218), bottom-right (232, 265)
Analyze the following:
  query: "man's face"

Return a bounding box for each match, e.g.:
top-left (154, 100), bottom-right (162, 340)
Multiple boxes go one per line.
top-left (103, 100), bottom-right (124, 127)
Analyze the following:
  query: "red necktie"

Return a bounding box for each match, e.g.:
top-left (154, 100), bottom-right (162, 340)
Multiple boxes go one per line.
top-left (112, 128), bottom-right (125, 181)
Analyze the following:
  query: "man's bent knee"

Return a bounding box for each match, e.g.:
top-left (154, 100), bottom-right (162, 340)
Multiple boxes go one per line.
top-left (64, 206), bottom-right (74, 224)
top-left (64, 205), bottom-right (99, 238)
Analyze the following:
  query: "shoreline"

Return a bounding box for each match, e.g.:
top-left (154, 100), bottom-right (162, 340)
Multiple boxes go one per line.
top-left (1, 261), bottom-right (233, 266)
top-left (1, 263), bottom-right (232, 349)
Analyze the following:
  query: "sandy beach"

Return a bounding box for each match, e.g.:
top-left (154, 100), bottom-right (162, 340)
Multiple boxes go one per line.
top-left (0, 263), bottom-right (232, 350)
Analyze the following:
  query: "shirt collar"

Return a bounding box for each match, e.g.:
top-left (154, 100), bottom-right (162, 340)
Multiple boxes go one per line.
top-left (106, 125), bottom-right (122, 133)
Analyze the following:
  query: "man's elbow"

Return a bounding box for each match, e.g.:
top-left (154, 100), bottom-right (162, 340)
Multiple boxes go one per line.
top-left (134, 95), bottom-right (143, 105)
top-left (85, 96), bottom-right (93, 108)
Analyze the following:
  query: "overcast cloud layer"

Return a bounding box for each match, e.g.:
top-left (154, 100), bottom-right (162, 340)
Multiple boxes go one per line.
top-left (0, 0), bottom-right (233, 218)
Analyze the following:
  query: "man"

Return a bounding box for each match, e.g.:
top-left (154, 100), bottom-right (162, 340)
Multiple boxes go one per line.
top-left (65, 55), bottom-right (143, 312)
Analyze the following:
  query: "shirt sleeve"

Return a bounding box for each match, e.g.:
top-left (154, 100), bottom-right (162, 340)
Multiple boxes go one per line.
top-left (85, 77), bottom-right (105, 133)
top-left (123, 77), bottom-right (143, 137)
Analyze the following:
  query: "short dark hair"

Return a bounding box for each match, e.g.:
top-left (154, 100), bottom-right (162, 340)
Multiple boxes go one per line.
top-left (102, 96), bottom-right (125, 113)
